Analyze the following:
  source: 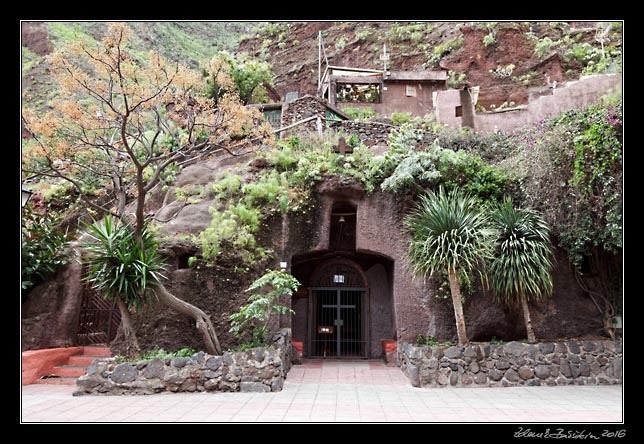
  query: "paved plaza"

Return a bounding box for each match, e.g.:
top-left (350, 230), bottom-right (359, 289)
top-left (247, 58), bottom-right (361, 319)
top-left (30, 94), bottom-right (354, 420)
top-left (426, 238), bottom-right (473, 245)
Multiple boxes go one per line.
top-left (21, 360), bottom-right (623, 423)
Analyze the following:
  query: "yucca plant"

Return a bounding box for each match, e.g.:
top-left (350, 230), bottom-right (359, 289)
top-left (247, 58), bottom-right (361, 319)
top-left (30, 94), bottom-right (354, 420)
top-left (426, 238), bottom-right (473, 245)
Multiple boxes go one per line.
top-left (489, 198), bottom-right (553, 344)
top-left (80, 215), bottom-right (166, 357)
top-left (404, 186), bottom-right (496, 345)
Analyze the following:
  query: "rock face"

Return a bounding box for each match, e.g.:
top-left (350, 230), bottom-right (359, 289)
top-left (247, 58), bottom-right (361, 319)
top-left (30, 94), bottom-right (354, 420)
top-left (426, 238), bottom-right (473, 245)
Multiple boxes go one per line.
top-left (399, 339), bottom-right (622, 388)
top-left (23, 93), bottom-right (610, 356)
top-left (75, 329), bottom-right (292, 395)
top-left (21, 255), bottom-right (83, 351)
top-left (21, 22), bottom-right (54, 55)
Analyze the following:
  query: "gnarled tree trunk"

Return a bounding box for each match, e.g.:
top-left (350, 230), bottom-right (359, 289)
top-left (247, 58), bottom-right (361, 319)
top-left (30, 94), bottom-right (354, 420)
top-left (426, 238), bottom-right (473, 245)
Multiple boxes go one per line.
top-left (519, 290), bottom-right (537, 344)
top-left (447, 266), bottom-right (469, 346)
top-left (115, 296), bottom-right (141, 358)
top-left (154, 284), bottom-right (222, 355)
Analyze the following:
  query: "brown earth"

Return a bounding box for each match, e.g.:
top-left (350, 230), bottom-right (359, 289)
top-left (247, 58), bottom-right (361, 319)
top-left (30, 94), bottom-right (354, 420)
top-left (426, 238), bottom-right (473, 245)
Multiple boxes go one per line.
top-left (21, 22), bottom-right (53, 55)
top-left (238, 21), bottom-right (615, 109)
top-left (22, 21), bottom-right (620, 113)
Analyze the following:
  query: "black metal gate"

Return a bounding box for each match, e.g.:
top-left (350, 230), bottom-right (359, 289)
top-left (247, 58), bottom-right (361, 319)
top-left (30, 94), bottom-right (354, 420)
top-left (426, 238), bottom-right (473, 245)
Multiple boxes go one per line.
top-left (309, 288), bottom-right (368, 358)
top-left (76, 291), bottom-right (121, 345)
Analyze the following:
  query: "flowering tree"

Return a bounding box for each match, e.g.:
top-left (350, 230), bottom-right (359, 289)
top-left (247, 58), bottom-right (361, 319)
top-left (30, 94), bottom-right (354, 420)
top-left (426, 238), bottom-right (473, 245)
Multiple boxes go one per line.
top-left (22, 23), bottom-right (273, 355)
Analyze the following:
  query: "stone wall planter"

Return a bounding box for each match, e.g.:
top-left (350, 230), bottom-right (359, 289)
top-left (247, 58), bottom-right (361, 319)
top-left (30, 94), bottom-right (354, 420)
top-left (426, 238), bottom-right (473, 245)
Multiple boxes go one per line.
top-left (74, 329), bottom-right (292, 395)
top-left (398, 339), bottom-right (622, 388)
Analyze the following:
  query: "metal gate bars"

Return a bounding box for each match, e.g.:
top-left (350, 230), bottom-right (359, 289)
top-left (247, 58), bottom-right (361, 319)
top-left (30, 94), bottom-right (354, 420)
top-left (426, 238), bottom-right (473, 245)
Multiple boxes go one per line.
top-left (309, 288), bottom-right (368, 358)
top-left (76, 291), bottom-right (121, 345)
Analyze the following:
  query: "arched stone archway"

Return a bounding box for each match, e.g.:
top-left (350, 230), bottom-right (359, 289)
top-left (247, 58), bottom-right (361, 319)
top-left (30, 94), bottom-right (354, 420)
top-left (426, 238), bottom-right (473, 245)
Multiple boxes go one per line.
top-left (308, 258), bottom-right (368, 358)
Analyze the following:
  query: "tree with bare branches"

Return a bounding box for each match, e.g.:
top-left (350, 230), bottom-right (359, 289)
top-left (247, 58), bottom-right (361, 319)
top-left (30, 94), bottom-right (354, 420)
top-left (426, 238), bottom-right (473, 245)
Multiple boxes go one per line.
top-left (22, 23), bottom-right (273, 356)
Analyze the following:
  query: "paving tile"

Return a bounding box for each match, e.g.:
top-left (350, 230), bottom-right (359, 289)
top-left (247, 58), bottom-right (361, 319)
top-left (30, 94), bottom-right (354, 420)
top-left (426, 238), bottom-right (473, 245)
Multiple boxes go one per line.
top-left (21, 360), bottom-right (623, 423)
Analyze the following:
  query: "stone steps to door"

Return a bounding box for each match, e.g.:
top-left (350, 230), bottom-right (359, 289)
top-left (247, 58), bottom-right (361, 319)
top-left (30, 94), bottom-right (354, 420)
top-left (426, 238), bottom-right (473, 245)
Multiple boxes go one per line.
top-left (25, 346), bottom-right (112, 386)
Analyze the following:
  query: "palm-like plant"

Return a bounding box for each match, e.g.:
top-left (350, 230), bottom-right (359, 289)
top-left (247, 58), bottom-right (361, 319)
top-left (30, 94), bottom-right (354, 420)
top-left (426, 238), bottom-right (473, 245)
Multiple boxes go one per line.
top-left (489, 198), bottom-right (553, 344)
top-left (80, 215), bottom-right (166, 357)
top-left (404, 186), bottom-right (496, 345)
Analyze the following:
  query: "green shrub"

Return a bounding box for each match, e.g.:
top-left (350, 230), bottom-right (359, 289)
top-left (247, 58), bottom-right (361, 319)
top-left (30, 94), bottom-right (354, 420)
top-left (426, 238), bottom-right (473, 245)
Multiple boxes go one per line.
top-left (416, 335), bottom-right (438, 346)
top-left (270, 145), bottom-right (298, 171)
top-left (335, 35), bottom-right (348, 51)
top-left (80, 216), bottom-right (166, 310)
top-left (21, 205), bottom-right (70, 293)
top-left (229, 270), bottom-right (299, 347)
top-left (116, 347), bottom-right (198, 362)
top-left (391, 112), bottom-right (412, 126)
top-left (503, 99), bottom-right (622, 268)
top-left (534, 36), bottom-right (559, 57)
top-left (200, 202), bottom-right (265, 263)
top-left (427, 36), bottom-right (463, 67)
top-left (355, 28), bottom-right (375, 40)
top-left (447, 71), bottom-right (468, 89)
top-left (483, 33), bottom-right (495, 47)
top-left (207, 173), bottom-right (242, 199)
top-left (341, 107), bottom-right (377, 121)
top-left (380, 144), bottom-right (510, 201)
top-left (242, 170), bottom-right (290, 209)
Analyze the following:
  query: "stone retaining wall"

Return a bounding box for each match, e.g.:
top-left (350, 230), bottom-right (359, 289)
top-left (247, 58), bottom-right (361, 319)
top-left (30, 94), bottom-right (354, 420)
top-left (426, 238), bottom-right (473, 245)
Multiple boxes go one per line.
top-left (280, 96), bottom-right (327, 138)
top-left (75, 329), bottom-right (292, 395)
top-left (399, 339), bottom-right (622, 388)
top-left (328, 120), bottom-right (394, 146)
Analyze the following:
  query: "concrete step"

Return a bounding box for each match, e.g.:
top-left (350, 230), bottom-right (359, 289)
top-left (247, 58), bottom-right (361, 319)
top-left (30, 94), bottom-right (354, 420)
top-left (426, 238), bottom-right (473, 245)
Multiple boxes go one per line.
top-left (51, 365), bottom-right (87, 378)
top-left (82, 346), bottom-right (112, 357)
top-left (68, 355), bottom-right (103, 366)
top-left (33, 376), bottom-right (77, 386)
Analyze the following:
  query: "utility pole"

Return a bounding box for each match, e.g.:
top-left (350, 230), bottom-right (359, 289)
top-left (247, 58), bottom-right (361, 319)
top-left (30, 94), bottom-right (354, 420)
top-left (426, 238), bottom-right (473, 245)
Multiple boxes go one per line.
top-left (318, 31), bottom-right (322, 96)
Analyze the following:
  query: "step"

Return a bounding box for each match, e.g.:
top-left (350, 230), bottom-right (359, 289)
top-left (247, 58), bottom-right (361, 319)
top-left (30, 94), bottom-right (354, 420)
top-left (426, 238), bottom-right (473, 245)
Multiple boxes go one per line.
top-left (82, 346), bottom-right (112, 357)
top-left (51, 365), bottom-right (87, 378)
top-left (33, 376), bottom-right (77, 386)
top-left (68, 355), bottom-right (100, 366)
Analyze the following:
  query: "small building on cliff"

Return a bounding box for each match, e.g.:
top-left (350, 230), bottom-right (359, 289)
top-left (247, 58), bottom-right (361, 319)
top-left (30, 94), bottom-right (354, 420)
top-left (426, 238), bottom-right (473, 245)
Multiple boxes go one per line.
top-left (319, 65), bottom-right (448, 117)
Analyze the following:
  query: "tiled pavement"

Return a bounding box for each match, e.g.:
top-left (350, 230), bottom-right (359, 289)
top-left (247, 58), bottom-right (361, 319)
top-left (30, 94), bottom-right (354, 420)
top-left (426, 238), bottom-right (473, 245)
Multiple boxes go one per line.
top-left (21, 359), bottom-right (623, 423)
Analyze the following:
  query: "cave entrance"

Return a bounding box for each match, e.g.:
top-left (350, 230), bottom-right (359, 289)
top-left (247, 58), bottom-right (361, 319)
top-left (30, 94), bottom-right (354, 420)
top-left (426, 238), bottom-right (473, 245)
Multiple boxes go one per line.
top-left (308, 259), bottom-right (368, 358)
top-left (290, 200), bottom-right (395, 359)
top-left (291, 253), bottom-right (394, 359)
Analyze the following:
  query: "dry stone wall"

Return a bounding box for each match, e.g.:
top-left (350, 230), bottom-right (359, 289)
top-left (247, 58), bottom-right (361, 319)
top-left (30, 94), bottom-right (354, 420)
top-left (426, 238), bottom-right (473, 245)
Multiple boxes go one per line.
top-left (399, 339), bottom-right (622, 388)
top-left (328, 120), bottom-right (393, 146)
top-left (74, 329), bottom-right (292, 395)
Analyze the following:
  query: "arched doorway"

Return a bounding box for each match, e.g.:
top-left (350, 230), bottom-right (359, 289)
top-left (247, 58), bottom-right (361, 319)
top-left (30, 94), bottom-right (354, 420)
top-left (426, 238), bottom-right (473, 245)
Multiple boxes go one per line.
top-left (308, 259), bottom-right (368, 358)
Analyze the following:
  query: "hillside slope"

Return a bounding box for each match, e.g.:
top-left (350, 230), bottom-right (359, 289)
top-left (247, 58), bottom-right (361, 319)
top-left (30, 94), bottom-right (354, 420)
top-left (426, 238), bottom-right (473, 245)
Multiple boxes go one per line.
top-left (21, 21), bottom-right (259, 111)
top-left (238, 21), bottom-right (622, 109)
top-left (21, 21), bottom-right (622, 115)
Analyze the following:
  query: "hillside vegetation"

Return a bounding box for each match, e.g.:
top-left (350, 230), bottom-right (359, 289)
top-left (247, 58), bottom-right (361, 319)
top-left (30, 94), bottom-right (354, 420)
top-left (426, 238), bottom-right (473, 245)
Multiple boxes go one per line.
top-left (21, 21), bottom-right (261, 110)
top-left (22, 21), bottom-right (622, 112)
top-left (239, 21), bottom-right (622, 108)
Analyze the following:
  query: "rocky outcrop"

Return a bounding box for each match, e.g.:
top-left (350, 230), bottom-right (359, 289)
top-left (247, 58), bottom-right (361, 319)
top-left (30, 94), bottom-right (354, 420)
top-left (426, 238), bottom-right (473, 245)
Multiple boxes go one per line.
top-left (21, 22), bottom-right (53, 55)
top-left (21, 251), bottom-right (83, 351)
top-left (399, 339), bottom-right (622, 388)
